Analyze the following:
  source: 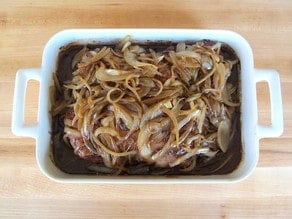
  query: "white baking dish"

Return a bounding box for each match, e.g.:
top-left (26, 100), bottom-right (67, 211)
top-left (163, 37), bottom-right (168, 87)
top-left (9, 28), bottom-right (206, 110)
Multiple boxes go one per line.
top-left (12, 29), bottom-right (283, 183)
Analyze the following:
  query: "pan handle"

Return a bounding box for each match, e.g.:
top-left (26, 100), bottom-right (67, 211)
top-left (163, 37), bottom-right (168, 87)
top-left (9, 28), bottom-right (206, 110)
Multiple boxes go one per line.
top-left (255, 68), bottom-right (283, 139)
top-left (11, 68), bottom-right (41, 139)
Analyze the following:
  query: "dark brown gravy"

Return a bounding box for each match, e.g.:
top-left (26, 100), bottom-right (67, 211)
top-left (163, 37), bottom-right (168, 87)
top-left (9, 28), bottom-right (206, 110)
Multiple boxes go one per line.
top-left (51, 41), bottom-right (242, 175)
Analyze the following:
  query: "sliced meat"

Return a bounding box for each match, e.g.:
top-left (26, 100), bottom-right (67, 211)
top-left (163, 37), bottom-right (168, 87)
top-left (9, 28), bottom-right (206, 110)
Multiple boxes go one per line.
top-left (68, 136), bottom-right (101, 163)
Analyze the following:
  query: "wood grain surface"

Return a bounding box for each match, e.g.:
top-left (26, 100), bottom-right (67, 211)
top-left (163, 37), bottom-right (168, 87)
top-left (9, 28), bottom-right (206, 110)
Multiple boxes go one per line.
top-left (0, 0), bottom-right (291, 218)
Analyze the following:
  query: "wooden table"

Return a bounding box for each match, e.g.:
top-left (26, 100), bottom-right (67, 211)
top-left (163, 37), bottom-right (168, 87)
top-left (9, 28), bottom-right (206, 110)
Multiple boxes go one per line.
top-left (1, 0), bottom-right (291, 218)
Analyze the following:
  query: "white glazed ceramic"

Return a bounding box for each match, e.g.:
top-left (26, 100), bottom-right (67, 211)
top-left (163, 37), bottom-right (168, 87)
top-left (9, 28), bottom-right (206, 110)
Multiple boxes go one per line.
top-left (12, 29), bottom-right (283, 184)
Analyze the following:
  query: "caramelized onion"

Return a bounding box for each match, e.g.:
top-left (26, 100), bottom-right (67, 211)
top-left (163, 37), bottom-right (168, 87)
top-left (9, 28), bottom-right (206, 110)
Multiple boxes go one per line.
top-left (54, 35), bottom-right (240, 174)
top-left (217, 119), bottom-right (231, 153)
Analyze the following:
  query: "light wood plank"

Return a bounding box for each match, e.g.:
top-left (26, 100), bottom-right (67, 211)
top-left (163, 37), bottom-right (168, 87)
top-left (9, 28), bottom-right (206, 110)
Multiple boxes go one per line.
top-left (1, 0), bottom-right (292, 218)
